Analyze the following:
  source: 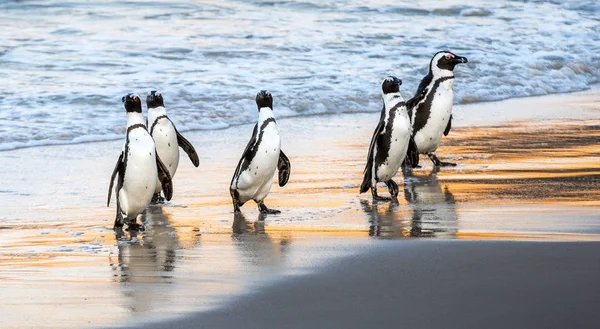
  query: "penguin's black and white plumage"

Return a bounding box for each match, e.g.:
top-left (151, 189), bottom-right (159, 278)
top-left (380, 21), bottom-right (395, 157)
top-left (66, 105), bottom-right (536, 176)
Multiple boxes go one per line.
top-left (230, 90), bottom-right (291, 214)
top-left (360, 76), bottom-right (427, 201)
top-left (107, 93), bottom-right (173, 230)
top-left (407, 51), bottom-right (468, 167)
top-left (146, 90), bottom-right (199, 203)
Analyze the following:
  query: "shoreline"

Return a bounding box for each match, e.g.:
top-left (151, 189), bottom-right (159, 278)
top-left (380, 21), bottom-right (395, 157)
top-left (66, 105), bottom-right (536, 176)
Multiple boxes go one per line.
top-left (1, 84), bottom-right (599, 153)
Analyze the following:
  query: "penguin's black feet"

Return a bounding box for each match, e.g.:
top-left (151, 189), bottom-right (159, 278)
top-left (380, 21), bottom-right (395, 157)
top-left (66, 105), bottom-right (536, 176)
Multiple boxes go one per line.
top-left (113, 221), bottom-right (124, 230)
top-left (113, 209), bottom-right (124, 230)
top-left (371, 188), bottom-right (392, 201)
top-left (386, 180), bottom-right (399, 198)
top-left (151, 193), bottom-right (165, 204)
top-left (126, 222), bottom-right (143, 232)
top-left (428, 153), bottom-right (456, 167)
top-left (258, 201), bottom-right (281, 214)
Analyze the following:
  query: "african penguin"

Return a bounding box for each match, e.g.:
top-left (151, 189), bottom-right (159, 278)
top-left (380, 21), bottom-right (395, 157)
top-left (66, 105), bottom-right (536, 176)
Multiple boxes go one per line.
top-left (360, 76), bottom-right (427, 201)
top-left (146, 90), bottom-right (199, 203)
top-left (230, 90), bottom-right (291, 214)
top-left (407, 51), bottom-right (468, 167)
top-left (107, 93), bottom-right (173, 230)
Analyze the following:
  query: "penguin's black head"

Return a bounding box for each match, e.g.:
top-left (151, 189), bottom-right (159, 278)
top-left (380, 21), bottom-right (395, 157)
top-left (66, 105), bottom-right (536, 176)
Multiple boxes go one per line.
top-left (146, 90), bottom-right (165, 109)
top-left (431, 51), bottom-right (468, 72)
top-left (381, 76), bottom-right (402, 94)
top-left (255, 90), bottom-right (273, 110)
top-left (122, 93), bottom-right (142, 113)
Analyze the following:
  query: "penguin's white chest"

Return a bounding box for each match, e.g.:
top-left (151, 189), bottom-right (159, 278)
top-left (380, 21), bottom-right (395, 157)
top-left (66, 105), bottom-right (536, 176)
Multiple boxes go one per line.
top-left (121, 129), bottom-right (158, 217)
top-left (236, 122), bottom-right (280, 202)
top-left (376, 111), bottom-right (411, 182)
top-left (415, 81), bottom-right (454, 153)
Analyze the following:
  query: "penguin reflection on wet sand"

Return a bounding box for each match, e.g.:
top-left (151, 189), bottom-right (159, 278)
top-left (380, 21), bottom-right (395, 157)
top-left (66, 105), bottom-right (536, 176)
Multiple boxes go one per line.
top-left (360, 169), bottom-right (458, 238)
top-left (408, 51), bottom-right (468, 167)
top-left (146, 90), bottom-right (199, 203)
top-left (230, 90), bottom-right (291, 214)
top-left (403, 168), bottom-right (458, 238)
top-left (107, 94), bottom-right (173, 230)
top-left (232, 212), bottom-right (290, 267)
top-left (110, 206), bottom-right (178, 312)
top-left (360, 76), bottom-right (427, 201)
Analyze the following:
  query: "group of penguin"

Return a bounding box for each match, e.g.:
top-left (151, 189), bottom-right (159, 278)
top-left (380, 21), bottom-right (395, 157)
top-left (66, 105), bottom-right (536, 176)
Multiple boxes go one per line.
top-left (107, 50), bottom-right (468, 230)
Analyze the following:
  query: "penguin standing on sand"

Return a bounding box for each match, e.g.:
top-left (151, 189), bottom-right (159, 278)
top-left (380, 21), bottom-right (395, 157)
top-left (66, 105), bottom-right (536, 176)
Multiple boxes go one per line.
top-left (230, 90), bottom-right (291, 214)
top-left (146, 90), bottom-right (199, 203)
top-left (360, 76), bottom-right (427, 201)
top-left (107, 93), bottom-right (173, 230)
top-left (408, 51), bottom-right (468, 167)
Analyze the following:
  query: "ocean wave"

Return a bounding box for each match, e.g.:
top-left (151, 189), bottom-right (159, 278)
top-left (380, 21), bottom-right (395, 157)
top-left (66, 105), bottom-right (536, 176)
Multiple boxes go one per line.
top-left (0, 0), bottom-right (598, 151)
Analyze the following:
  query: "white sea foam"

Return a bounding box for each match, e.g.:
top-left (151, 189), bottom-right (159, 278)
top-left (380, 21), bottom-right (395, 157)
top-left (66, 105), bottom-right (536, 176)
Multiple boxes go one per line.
top-left (0, 0), bottom-right (598, 151)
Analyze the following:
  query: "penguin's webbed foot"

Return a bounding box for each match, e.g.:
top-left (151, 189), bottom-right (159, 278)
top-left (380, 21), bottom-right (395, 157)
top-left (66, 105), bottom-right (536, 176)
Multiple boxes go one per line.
top-left (258, 201), bottom-right (281, 214)
top-left (428, 153), bottom-right (456, 168)
top-left (126, 223), bottom-right (143, 232)
top-left (386, 180), bottom-right (399, 198)
top-left (371, 188), bottom-right (392, 202)
top-left (151, 193), bottom-right (166, 204)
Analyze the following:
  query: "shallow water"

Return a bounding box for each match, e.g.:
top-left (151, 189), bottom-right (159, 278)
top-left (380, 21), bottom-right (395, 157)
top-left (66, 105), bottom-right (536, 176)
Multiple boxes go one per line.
top-left (1, 0), bottom-right (599, 150)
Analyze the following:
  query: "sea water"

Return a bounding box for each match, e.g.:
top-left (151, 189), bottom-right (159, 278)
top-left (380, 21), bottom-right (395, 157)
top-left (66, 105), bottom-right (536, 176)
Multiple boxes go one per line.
top-left (1, 0), bottom-right (598, 151)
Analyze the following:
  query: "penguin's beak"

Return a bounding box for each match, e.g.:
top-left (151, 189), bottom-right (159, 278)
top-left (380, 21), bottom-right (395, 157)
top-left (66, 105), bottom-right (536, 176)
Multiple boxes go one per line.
top-left (453, 56), bottom-right (468, 64)
top-left (394, 77), bottom-right (403, 86)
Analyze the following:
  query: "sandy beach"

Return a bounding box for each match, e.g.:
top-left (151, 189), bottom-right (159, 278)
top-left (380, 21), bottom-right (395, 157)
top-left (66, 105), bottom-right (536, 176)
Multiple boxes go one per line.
top-left (1, 88), bottom-right (599, 329)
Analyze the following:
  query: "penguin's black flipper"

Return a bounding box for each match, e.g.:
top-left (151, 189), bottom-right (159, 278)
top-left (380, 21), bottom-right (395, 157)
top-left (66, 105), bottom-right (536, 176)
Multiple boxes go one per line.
top-left (444, 115), bottom-right (452, 136)
top-left (407, 87), bottom-right (429, 110)
top-left (415, 73), bottom-right (433, 100)
top-left (156, 153), bottom-right (173, 201)
top-left (170, 119), bottom-right (199, 167)
top-left (360, 118), bottom-right (385, 194)
top-left (107, 151), bottom-right (124, 207)
top-left (278, 150), bottom-right (291, 187)
top-left (231, 124), bottom-right (258, 187)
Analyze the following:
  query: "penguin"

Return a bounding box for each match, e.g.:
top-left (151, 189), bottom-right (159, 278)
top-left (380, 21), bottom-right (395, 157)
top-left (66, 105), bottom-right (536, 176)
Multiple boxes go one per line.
top-left (230, 90), bottom-right (291, 214)
top-left (146, 90), bottom-right (199, 203)
top-left (407, 51), bottom-right (468, 167)
top-left (360, 76), bottom-right (428, 201)
top-left (107, 93), bottom-right (173, 230)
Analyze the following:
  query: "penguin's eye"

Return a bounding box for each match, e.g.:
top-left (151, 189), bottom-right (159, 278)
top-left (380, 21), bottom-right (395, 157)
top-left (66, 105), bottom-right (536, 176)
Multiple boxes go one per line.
top-left (444, 54), bottom-right (454, 60)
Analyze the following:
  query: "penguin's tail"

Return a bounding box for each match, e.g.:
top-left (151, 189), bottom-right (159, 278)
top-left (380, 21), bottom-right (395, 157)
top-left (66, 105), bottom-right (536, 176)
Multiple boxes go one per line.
top-left (359, 168), bottom-right (372, 194)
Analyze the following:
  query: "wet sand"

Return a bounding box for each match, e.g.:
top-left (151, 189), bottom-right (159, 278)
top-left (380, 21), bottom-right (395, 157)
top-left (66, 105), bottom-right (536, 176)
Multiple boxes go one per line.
top-left (1, 88), bottom-right (599, 328)
top-left (132, 240), bottom-right (600, 329)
